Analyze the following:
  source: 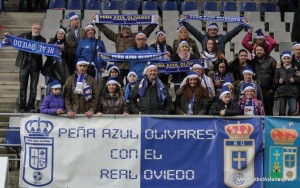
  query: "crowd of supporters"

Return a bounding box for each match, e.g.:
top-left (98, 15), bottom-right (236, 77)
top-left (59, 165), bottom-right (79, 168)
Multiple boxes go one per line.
top-left (2, 3), bottom-right (300, 117)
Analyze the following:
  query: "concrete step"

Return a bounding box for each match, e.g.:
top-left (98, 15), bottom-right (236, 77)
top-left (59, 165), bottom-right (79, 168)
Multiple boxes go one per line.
top-left (0, 20), bottom-right (44, 26)
top-left (0, 48), bottom-right (18, 58)
top-left (0, 88), bottom-right (19, 94)
top-left (0, 116), bottom-right (9, 122)
top-left (9, 171), bottom-right (19, 188)
top-left (0, 28), bottom-right (32, 38)
top-left (0, 122), bottom-right (9, 128)
top-left (0, 107), bottom-right (16, 113)
top-left (0, 93), bottom-right (19, 98)
top-left (0, 102), bottom-right (17, 109)
top-left (0, 64), bottom-right (19, 72)
top-left (0, 85), bottom-right (19, 90)
top-left (0, 72), bottom-right (19, 81)
top-left (0, 12), bottom-right (46, 19)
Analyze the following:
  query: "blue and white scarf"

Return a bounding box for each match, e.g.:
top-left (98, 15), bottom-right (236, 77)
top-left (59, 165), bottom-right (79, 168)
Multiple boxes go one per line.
top-left (152, 59), bottom-right (206, 74)
top-left (138, 76), bottom-right (167, 105)
top-left (180, 15), bottom-right (250, 29)
top-left (125, 82), bottom-right (137, 102)
top-left (74, 74), bottom-right (92, 101)
top-left (0, 35), bottom-right (61, 61)
top-left (93, 14), bottom-right (159, 25)
top-left (187, 93), bottom-right (195, 115)
top-left (100, 52), bottom-right (166, 62)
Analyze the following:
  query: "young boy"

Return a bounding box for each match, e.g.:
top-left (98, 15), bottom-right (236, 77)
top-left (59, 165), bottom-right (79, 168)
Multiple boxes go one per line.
top-left (125, 71), bottom-right (138, 103)
top-left (274, 51), bottom-right (300, 116)
top-left (40, 79), bottom-right (66, 115)
top-left (209, 85), bottom-right (241, 116)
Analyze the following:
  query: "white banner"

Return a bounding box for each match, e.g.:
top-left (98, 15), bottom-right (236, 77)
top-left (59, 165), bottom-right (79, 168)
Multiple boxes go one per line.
top-left (19, 115), bottom-right (141, 188)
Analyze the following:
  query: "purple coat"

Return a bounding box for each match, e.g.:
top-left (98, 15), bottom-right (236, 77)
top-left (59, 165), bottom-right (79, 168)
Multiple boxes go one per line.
top-left (40, 93), bottom-right (65, 115)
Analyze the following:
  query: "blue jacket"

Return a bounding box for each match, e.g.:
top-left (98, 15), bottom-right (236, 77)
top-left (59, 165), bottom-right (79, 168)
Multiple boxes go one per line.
top-left (124, 45), bottom-right (157, 81)
top-left (76, 37), bottom-right (107, 71)
top-left (40, 93), bottom-right (66, 115)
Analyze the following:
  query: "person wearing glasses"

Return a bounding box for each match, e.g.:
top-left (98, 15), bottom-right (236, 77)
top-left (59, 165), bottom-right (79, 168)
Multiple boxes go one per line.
top-left (123, 33), bottom-right (157, 81)
top-left (64, 59), bottom-right (98, 118)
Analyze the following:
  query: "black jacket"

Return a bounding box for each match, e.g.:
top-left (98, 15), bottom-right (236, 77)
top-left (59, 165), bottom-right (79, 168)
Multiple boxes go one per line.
top-left (274, 66), bottom-right (300, 97)
top-left (209, 99), bottom-right (242, 116)
top-left (15, 32), bottom-right (46, 70)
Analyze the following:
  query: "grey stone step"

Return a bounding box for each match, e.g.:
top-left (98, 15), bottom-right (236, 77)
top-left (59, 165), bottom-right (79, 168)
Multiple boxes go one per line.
top-left (0, 88), bottom-right (19, 94)
top-left (0, 93), bottom-right (19, 98)
top-left (0, 72), bottom-right (19, 81)
top-left (0, 64), bottom-right (19, 72)
top-left (0, 107), bottom-right (16, 113)
top-left (0, 98), bottom-right (18, 103)
top-left (0, 28), bottom-right (31, 37)
top-left (0, 122), bottom-right (9, 128)
top-left (0, 20), bottom-right (44, 26)
top-left (0, 102), bottom-right (17, 109)
top-left (9, 171), bottom-right (19, 188)
top-left (0, 12), bottom-right (46, 19)
top-left (0, 85), bottom-right (19, 90)
top-left (0, 116), bottom-right (9, 122)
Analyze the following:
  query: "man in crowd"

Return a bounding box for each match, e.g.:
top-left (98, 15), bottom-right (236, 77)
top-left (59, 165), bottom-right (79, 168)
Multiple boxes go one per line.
top-left (229, 49), bottom-right (253, 83)
top-left (292, 43), bottom-right (300, 114)
top-left (65, 12), bottom-right (86, 75)
top-left (4, 23), bottom-right (46, 112)
top-left (129, 63), bottom-right (172, 115)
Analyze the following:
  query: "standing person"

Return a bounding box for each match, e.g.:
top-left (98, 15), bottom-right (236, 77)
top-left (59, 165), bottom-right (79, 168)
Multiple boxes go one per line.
top-left (124, 33), bottom-right (157, 81)
top-left (97, 64), bottom-right (122, 96)
top-left (173, 25), bottom-right (200, 58)
top-left (40, 79), bottom-right (66, 115)
top-left (65, 12), bottom-right (86, 75)
top-left (129, 63), bottom-right (172, 115)
top-left (33, 0), bottom-right (45, 12)
top-left (237, 83), bottom-right (264, 116)
top-left (212, 59), bottom-right (234, 96)
top-left (274, 51), bottom-right (300, 116)
top-left (292, 7), bottom-right (300, 42)
top-left (175, 71), bottom-right (209, 115)
top-left (180, 19), bottom-right (247, 54)
top-left (201, 39), bottom-right (224, 71)
top-left (4, 23), bottom-right (46, 112)
top-left (76, 24), bottom-right (107, 82)
top-left (242, 28), bottom-right (276, 59)
top-left (229, 49), bottom-right (253, 82)
top-left (96, 77), bottom-right (128, 115)
top-left (64, 59), bottom-right (98, 118)
top-left (292, 43), bottom-right (300, 113)
top-left (95, 16), bottom-right (159, 85)
top-left (19, 0), bottom-right (33, 12)
top-left (252, 45), bottom-right (278, 115)
top-left (150, 30), bottom-right (174, 84)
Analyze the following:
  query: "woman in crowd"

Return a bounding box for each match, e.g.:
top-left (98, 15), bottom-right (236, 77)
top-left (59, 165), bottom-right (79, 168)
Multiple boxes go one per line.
top-left (200, 38), bottom-right (224, 71)
top-left (173, 26), bottom-right (200, 58)
top-left (96, 77), bottom-right (128, 115)
top-left (212, 59), bottom-right (234, 96)
top-left (175, 71), bottom-right (209, 115)
top-left (150, 30), bottom-right (174, 84)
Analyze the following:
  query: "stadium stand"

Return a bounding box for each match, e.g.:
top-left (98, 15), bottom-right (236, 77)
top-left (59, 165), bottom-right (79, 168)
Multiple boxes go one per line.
top-left (48, 0), bottom-right (66, 9)
top-left (66, 0), bottom-right (84, 10)
top-left (240, 2), bottom-right (257, 12)
top-left (221, 1), bottom-right (237, 12)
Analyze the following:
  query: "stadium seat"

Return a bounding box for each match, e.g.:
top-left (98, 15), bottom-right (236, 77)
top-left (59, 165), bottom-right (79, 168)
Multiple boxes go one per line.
top-left (240, 2), bottom-right (256, 12)
top-left (265, 12), bottom-right (281, 23)
top-left (162, 1), bottom-right (177, 11)
top-left (103, 0), bottom-right (120, 10)
top-left (260, 3), bottom-right (277, 13)
top-left (221, 1), bottom-right (237, 12)
top-left (201, 1), bottom-right (217, 12)
top-left (48, 0), bottom-right (66, 9)
top-left (5, 127), bottom-right (20, 145)
top-left (181, 1), bottom-right (197, 11)
top-left (85, 0), bottom-right (101, 10)
top-left (244, 11), bottom-right (261, 22)
top-left (123, 0), bottom-right (138, 10)
top-left (142, 1), bottom-right (157, 11)
top-left (268, 22), bottom-right (286, 32)
top-left (274, 31), bottom-right (291, 42)
top-left (67, 0), bottom-right (83, 10)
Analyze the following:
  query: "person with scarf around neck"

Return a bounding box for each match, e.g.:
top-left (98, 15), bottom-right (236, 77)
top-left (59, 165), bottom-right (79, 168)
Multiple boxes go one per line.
top-left (173, 26), bottom-right (200, 58)
top-left (235, 66), bottom-right (263, 102)
top-left (242, 27), bottom-right (276, 59)
top-left (237, 83), bottom-right (264, 116)
top-left (42, 28), bottom-right (69, 92)
top-left (190, 62), bottom-right (216, 99)
top-left (150, 30), bottom-right (174, 85)
top-left (125, 71), bottom-right (138, 114)
top-left (64, 60), bottom-right (98, 118)
top-left (175, 72), bottom-right (209, 115)
top-left (96, 77), bottom-right (128, 115)
top-left (40, 79), bottom-right (66, 115)
top-left (229, 49), bottom-right (253, 83)
top-left (76, 24), bottom-right (107, 82)
top-left (4, 23), bottom-right (46, 113)
top-left (129, 63), bottom-right (172, 115)
top-left (124, 33), bottom-right (157, 81)
top-left (292, 43), bottom-right (300, 114)
top-left (200, 38), bottom-right (224, 72)
top-left (209, 85), bottom-right (242, 116)
top-left (172, 41), bottom-right (198, 92)
top-left (274, 51), bottom-right (300, 116)
top-left (65, 12), bottom-right (86, 75)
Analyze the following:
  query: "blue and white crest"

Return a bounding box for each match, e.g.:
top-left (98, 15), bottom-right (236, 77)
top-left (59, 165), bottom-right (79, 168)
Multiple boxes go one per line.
top-left (232, 151), bottom-right (247, 170)
top-left (23, 117), bottom-right (54, 186)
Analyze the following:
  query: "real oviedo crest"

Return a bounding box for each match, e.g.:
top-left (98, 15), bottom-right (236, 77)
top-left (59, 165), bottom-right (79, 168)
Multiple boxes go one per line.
top-left (224, 121), bottom-right (255, 187)
top-left (22, 117), bottom-right (54, 186)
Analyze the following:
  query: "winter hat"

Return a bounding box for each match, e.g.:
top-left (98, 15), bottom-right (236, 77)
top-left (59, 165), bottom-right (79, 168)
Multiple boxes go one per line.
top-left (107, 64), bottom-right (120, 74)
top-left (85, 24), bottom-right (95, 31)
top-left (127, 71), bottom-right (138, 80)
top-left (155, 30), bottom-right (166, 40)
top-left (292, 42), bottom-right (300, 50)
top-left (57, 28), bottom-right (65, 34)
top-left (222, 75), bottom-right (233, 87)
top-left (208, 23), bottom-right (219, 30)
top-left (142, 62), bottom-right (158, 76)
top-left (177, 25), bottom-right (186, 32)
top-left (106, 77), bottom-right (121, 87)
top-left (254, 29), bottom-right (265, 39)
top-left (136, 32), bottom-right (146, 39)
top-left (76, 58), bottom-right (89, 66)
top-left (178, 40), bottom-right (189, 49)
top-left (186, 71), bottom-right (198, 79)
top-left (219, 85), bottom-right (231, 99)
top-left (243, 82), bottom-right (255, 93)
top-left (281, 50), bottom-right (292, 60)
top-left (67, 12), bottom-right (80, 21)
top-left (190, 62), bottom-right (203, 70)
top-left (242, 66), bottom-right (254, 75)
top-left (122, 25), bottom-right (131, 29)
top-left (50, 79), bottom-right (61, 89)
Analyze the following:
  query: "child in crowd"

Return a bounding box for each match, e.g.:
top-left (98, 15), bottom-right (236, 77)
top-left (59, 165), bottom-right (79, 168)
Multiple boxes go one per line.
top-left (40, 79), bottom-right (65, 115)
top-left (125, 71), bottom-right (138, 103)
top-left (274, 51), bottom-right (300, 116)
top-left (237, 83), bottom-right (264, 116)
top-left (209, 85), bottom-right (241, 116)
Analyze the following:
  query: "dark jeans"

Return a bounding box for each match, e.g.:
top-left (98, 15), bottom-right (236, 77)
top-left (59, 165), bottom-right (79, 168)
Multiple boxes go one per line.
top-left (19, 61), bottom-right (40, 110)
top-left (118, 69), bottom-right (129, 88)
top-left (279, 96), bottom-right (297, 116)
top-left (263, 90), bottom-right (274, 116)
top-left (19, 0), bottom-right (33, 12)
top-left (34, 0), bottom-right (45, 11)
